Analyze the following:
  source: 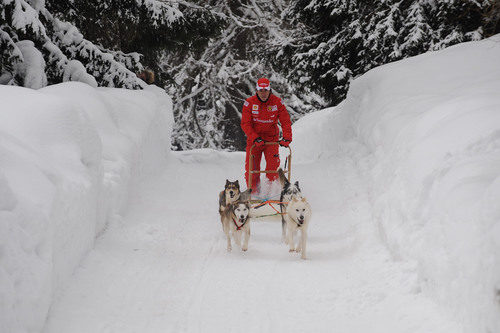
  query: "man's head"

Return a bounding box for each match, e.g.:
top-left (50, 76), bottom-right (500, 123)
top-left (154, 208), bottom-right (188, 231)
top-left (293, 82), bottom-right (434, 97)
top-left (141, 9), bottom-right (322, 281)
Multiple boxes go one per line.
top-left (256, 77), bottom-right (271, 102)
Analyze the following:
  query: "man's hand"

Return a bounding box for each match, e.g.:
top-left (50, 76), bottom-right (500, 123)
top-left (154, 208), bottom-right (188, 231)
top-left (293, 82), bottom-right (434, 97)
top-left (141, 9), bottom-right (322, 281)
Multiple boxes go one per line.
top-left (279, 139), bottom-right (291, 147)
top-left (254, 137), bottom-right (265, 147)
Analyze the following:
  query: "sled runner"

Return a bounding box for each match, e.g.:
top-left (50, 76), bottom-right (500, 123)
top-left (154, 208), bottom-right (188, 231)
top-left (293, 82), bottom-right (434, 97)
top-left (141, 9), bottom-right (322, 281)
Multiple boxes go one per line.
top-left (248, 142), bottom-right (291, 218)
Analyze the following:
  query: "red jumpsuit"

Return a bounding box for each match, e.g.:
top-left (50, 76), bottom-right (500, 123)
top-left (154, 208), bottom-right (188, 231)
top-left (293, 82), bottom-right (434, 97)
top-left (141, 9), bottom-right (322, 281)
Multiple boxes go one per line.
top-left (241, 93), bottom-right (292, 191)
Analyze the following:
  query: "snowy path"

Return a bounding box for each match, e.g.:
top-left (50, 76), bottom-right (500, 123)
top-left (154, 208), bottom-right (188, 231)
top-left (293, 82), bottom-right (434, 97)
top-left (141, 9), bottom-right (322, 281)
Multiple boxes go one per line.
top-left (44, 150), bottom-right (461, 333)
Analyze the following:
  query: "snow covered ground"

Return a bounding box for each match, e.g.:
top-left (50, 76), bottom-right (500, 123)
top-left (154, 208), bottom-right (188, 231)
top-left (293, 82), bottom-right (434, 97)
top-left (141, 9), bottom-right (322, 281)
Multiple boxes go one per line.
top-left (0, 82), bottom-right (172, 332)
top-left (2, 35), bottom-right (500, 332)
top-left (42, 150), bottom-right (461, 332)
top-left (292, 35), bottom-right (500, 331)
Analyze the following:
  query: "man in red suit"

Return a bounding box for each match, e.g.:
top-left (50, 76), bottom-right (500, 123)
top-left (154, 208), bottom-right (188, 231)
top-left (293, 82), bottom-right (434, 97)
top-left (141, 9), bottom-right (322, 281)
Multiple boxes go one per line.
top-left (240, 77), bottom-right (292, 192)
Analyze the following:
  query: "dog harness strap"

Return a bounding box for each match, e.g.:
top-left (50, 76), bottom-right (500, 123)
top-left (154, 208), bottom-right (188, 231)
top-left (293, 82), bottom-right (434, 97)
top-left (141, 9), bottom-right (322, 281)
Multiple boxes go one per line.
top-left (232, 217), bottom-right (247, 230)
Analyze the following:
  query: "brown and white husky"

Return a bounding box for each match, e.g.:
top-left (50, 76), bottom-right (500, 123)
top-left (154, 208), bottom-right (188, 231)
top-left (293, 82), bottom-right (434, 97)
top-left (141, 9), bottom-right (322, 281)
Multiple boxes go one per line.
top-left (218, 180), bottom-right (252, 213)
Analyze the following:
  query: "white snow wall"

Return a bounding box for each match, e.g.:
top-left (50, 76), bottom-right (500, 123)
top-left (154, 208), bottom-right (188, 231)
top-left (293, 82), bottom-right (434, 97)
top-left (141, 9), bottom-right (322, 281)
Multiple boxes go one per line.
top-left (0, 82), bottom-right (173, 333)
top-left (293, 36), bottom-right (500, 332)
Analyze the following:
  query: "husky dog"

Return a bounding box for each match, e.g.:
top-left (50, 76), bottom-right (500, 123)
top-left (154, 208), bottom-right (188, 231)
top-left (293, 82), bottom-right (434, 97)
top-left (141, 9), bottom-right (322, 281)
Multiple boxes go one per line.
top-left (278, 168), bottom-right (303, 241)
top-left (219, 180), bottom-right (241, 213)
top-left (221, 201), bottom-right (251, 252)
top-left (219, 180), bottom-right (252, 214)
top-left (284, 197), bottom-right (312, 259)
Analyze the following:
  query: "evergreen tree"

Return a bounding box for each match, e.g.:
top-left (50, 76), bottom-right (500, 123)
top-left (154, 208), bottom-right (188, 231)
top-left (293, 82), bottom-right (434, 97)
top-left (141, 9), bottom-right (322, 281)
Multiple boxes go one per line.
top-left (275, 0), bottom-right (491, 106)
top-left (46, 0), bottom-right (224, 87)
top-left (167, 0), bottom-right (325, 151)
top-left (483, 0), bottom-right (500, 36)
top-left (0, 0), bottom-right (146, 88)
top-left (3, 0), bottom-right (498, 151)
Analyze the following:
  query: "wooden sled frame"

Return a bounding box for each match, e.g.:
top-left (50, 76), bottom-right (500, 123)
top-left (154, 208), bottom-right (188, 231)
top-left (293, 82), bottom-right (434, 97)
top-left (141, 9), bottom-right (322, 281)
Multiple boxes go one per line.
top-left (248, 142), bottom-right (292, 217)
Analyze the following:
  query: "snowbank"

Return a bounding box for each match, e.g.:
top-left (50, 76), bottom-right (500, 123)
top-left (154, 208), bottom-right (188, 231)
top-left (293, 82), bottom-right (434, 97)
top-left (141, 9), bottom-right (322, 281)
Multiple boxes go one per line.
top-left (293, 35), bottom-right (500, 331)
top-left (0, 82), bottom-right (172, 333)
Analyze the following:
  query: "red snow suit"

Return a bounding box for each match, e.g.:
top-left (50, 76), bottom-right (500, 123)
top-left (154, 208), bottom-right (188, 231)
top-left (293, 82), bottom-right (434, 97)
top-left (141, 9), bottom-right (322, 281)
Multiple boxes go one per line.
top-left (241, 93), bottom-right (292, 191)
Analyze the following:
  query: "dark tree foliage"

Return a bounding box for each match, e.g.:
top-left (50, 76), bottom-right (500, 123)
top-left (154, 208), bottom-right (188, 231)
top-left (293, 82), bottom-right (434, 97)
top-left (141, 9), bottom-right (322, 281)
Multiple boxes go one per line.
top-left (45, 0), bottom-right (224, 87)
top-left (483, 0), bottom-right (500, 36)
top-left (272, 0), bottom-right (492, 106)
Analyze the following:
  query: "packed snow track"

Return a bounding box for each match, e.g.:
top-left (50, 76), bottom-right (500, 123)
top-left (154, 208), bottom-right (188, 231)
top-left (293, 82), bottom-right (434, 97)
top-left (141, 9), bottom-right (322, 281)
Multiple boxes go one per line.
top-left (43, 150), bottom-right (460, 332)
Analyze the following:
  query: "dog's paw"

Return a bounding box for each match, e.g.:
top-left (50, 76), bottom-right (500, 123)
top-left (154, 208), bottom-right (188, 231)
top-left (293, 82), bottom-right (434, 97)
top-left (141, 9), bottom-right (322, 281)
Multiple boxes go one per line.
top-left (227, 247), bottom-right (232, 252)
top-left (289, 248), bottom-right (295, 253)
top-left (242, 247), bottom-right (248, 252)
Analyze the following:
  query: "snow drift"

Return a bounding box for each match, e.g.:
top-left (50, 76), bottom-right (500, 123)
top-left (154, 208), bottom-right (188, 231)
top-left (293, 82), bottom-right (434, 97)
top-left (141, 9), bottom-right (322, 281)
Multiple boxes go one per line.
top-left (0, 82), bottom-right (172, 333)
top-left (293, 35), bottom-right (500, 331)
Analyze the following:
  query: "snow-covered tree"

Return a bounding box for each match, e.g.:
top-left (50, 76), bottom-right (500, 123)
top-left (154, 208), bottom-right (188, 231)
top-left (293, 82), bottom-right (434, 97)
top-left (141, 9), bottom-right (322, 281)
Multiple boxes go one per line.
top-left (0, 0), bottom-right (146, 88)
top-left (46, 0), bottom-right (224, 87)
top-left (2, 0), bottom-right (497, 151)
top-left (0, 0), bottom-right (222, 89)
top-left (167, 0), bottom-right (325, 151)
top-left (274, 0), bottom-right (491, 106)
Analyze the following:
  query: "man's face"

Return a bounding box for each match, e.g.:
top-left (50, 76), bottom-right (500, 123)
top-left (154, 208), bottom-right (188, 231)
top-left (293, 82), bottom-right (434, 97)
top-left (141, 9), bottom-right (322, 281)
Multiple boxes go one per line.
top-left (257, 88), bottom-right (270, 101)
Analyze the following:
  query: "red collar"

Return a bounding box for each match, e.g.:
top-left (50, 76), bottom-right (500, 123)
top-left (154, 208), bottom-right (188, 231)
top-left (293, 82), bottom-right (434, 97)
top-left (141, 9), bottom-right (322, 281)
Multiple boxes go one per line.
top-left (232, 217), bottom-right (248, 230)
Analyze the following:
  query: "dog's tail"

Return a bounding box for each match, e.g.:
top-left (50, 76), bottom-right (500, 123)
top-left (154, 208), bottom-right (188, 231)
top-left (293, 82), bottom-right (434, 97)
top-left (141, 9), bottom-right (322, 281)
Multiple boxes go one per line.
top-left (278, 168), bottom-right (289, 186)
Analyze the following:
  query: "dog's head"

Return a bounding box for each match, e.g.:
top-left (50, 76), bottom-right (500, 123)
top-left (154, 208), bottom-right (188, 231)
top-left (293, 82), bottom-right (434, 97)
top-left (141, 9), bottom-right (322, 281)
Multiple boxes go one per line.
top-left (278, 168), bottom-right (302, 201)
top-left (232, 201), bottom-right (250, 223)
top-left (225, 179), bottom-right (241, 200)
top-left (288, 197), bottom-right (311, 225)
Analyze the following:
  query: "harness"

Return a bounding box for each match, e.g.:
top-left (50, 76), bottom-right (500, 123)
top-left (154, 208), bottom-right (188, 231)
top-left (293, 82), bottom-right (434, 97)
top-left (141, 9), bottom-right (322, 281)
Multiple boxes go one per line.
top-left (232, 217), bottom-right (248, 230)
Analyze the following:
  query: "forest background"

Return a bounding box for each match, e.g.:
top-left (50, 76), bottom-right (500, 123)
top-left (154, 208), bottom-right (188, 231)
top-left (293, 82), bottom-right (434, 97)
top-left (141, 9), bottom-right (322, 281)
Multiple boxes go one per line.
top-left (1, 0), bottom-right (499, 150)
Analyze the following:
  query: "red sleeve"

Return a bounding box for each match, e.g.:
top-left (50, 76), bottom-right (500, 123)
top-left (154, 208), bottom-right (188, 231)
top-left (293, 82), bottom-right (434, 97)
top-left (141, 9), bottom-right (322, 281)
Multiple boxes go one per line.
top-left (241, 99), bottom-right (259, 143)
top-left (277, 98), bottom-right (292, 141)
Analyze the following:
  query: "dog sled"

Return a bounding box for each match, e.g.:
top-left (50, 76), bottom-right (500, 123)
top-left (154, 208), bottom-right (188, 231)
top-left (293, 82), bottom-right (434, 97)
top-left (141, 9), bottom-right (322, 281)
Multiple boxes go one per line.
top-left (248, 142), bottom-right (292, 219)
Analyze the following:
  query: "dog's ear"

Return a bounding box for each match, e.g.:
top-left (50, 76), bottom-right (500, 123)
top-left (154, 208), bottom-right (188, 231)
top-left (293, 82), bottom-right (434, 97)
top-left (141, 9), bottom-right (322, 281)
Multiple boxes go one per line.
top-left (226, 179), bottom-right (230, 186)
top-left (235, 180), bottom-right (240, 189)
top-left (294, 181), bottom-right (300, 190)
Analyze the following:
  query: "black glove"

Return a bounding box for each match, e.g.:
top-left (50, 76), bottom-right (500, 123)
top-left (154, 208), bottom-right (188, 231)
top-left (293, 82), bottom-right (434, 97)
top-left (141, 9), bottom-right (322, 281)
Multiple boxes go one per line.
top-left (254, 137), bottom-right (265, 147)
top-left (279, 139), bottom-right (291, 147)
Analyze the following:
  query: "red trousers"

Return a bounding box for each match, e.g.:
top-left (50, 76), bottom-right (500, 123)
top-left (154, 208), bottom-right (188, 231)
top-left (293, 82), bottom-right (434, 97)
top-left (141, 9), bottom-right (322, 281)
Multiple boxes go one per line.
top-left (245, 143), bottom-right (280, 191)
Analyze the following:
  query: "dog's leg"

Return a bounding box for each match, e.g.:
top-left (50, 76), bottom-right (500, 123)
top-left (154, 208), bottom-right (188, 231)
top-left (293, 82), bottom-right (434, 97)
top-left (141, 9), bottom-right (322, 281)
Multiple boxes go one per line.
top-left (233, 230), bottom-right (241, 247)
top-left (225, 226), bottom-right (232, 252)
top-left (288, 226), bottom-right (295, 252)
top-left (296, 230), bottom-right (302, 253)
top-left (301, 229), bottom-right (307, 259)
top-left (242, 227), bottom-right (250, 251)
top-left (281, 217), bottom-right (287, 244)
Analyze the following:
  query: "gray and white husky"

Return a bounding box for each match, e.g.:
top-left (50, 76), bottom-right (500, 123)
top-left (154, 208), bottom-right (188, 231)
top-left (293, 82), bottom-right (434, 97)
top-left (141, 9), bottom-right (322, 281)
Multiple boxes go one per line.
top-left (278, 168), bottom-right (303, 241)
top-left (284, 197), bottom-right (312, 259)
top-left (220, 201), bottom-right (251, 252)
